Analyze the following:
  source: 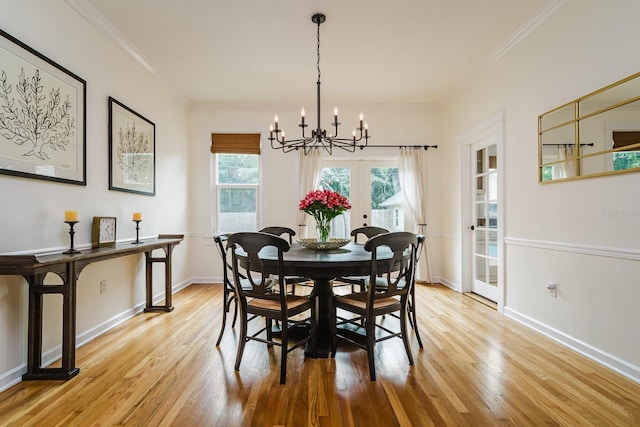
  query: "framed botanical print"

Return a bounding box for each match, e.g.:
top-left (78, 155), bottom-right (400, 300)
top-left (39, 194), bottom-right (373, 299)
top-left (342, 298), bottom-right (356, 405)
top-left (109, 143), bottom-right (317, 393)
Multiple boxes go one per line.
top-left (0, 29), bottom-right (86, 185)
top-left (108, 97), bottom-right (155, 196)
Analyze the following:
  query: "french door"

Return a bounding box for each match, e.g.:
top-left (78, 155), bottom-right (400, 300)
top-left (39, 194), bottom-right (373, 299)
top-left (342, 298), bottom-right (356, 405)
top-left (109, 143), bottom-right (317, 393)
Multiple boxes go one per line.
top-left (471, 142), bottom-right (499, 302)
top-left (319, 159), bottom-right (401, 237)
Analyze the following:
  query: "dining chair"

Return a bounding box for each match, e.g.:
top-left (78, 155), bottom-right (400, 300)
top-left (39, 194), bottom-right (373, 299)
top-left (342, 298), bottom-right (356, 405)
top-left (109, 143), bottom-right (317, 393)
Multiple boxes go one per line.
top-left (407, 234), bottom-right (425, 348)
top-left (334, 226), bottom-right (389, 292)
top-left (213, 234), bottom-right (238, 346)
top-left (259, 226), bottom-right (312, 295)
top-left (228, 231), bottom-right (315, 385)
top-left (331, 231), bottom-right (419, 381)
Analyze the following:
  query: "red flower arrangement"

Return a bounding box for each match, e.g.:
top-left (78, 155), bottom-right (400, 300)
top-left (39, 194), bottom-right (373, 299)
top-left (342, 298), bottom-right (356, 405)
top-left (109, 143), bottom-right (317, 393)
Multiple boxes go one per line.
top-left (299, 189), bottom-right (351, 242)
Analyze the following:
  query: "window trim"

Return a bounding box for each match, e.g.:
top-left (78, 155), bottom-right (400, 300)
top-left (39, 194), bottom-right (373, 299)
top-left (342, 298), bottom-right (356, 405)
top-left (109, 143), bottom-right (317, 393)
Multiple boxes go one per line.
top-left (211, 134), bottom-right (262, 234)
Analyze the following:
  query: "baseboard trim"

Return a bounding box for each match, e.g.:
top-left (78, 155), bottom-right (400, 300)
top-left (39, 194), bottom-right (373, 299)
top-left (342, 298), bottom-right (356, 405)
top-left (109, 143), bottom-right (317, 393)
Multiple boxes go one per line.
top-left (437, 276), bottom-right (460, 292)
top-left (505, 307), bottom-right (640, 384)
top-left (0, 277), bottom-right (194, 393)
top-left (0, 363), bottom-right (27, 393)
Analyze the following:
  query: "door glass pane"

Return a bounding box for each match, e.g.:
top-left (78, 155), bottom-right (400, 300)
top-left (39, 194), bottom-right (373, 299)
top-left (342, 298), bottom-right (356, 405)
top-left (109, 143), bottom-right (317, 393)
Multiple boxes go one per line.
top-left (475, 203), bottom-right (486, 228)
top-left (488, 230), bottom-right (498, 257)
top-left (319, 167), bottom-right (351, 239)
top-left (487, 171), bottom-right (498, 200)
top-left (477, 148), bottom-right (485, 173)
top-left (319, 167), bottom-right (350, 198)
top-left (475, 174), bottom-right (486, 198)
top-left (475, 230), bottom-right (487, 256)
top-left (371, 167), bottom-right (401, 231)
top-left (475, 255), bottom-right (486, 282)
top-left (489, 258), bottom-right (498, 285)
top-left (488, 202), bottom-right (498, 228)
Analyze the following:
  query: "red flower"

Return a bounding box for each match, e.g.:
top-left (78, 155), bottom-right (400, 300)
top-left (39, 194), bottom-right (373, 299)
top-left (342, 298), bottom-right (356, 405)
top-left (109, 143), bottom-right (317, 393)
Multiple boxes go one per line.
top-left (299, 189), bottom-right (351, 221)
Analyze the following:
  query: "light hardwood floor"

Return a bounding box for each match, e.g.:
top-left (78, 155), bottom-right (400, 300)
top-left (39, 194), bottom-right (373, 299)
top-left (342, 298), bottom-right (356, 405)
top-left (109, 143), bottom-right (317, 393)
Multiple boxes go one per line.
top-left (1, 283), bottom-right (639, 426)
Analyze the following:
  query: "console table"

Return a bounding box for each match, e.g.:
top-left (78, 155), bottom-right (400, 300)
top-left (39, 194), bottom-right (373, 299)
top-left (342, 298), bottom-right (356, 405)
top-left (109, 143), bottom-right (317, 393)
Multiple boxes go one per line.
top-left (0, 234), bottom-right (183, 381)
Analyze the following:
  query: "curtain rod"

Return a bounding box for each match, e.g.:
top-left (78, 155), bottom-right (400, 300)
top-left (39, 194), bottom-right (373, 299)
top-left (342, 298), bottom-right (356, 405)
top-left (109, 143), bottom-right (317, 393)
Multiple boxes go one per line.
top-left (542, 143), bottom-right (594, 147)
top-left (355, 144), bottom-right (438, 150)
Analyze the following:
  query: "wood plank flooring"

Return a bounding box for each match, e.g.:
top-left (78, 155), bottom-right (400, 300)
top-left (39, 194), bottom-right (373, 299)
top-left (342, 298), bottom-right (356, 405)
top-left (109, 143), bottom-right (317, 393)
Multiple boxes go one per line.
top-left (0, 283), bottom-right (639, 426)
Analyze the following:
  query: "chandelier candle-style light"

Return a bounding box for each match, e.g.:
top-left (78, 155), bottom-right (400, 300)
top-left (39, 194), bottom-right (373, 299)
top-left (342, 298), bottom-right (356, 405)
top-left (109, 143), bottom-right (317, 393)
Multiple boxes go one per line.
top-left (269, 13), bottom-right (370, 155)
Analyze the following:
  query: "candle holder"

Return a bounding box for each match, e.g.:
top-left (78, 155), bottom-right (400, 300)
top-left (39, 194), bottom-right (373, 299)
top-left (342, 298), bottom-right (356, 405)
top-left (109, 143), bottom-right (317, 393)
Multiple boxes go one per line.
top-left (132, 220), bottom-right (143, 244)
top-left (62, 221), bottom-right (80, 254)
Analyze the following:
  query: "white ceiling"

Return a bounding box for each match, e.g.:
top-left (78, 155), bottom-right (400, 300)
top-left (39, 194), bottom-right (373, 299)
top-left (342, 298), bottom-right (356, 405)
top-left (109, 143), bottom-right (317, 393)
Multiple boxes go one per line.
top-left (72, 0), bottom-right (561, 106)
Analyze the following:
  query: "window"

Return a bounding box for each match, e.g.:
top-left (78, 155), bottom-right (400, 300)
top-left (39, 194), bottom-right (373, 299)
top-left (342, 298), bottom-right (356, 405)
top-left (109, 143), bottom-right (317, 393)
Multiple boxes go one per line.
top-left (612, 131), bottom-right (640, 171)
top-left (211, 134), bottom-right (260, 233)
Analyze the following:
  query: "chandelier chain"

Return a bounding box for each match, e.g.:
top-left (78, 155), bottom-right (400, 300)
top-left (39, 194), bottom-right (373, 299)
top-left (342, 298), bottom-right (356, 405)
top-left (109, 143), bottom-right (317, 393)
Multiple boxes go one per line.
top-left (316, 20), bottom-right (321, 84)
top-left (268, 12), bottom-right (370, 155)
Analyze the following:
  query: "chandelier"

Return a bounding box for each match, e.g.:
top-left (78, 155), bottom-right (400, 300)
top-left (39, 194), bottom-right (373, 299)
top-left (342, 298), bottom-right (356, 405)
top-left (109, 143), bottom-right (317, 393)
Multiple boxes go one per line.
top-left (269, 13), bottom-right (370, 155)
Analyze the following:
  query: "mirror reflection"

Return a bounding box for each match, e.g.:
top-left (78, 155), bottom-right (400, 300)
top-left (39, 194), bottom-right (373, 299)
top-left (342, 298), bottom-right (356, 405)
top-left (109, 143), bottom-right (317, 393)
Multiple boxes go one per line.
top-left (539, 72), bottom-right (640, 182)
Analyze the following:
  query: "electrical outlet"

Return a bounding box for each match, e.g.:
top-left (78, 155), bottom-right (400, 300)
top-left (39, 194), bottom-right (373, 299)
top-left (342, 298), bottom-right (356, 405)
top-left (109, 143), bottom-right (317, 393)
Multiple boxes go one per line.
top-left (100, 280), bottom-right (107, 294)
top-left (546, 282), bottom-right (557, 298)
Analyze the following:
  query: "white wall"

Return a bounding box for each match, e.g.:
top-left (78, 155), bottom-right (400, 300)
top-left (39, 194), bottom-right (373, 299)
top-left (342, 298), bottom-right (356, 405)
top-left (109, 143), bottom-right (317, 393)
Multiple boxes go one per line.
top-left (440, 0), bottom-right (640, 381)
top-left (0, 0), bottom-right (191, 390)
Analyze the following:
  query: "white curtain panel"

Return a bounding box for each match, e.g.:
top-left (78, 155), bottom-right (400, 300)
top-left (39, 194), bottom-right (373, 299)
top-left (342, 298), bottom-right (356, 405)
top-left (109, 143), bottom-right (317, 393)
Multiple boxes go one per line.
top-left (296, 148), bottom-right (322, 238)
top-left (558, 146), bottom-right (576, 179)
top-left (398, 148), bottom-right (432, 282)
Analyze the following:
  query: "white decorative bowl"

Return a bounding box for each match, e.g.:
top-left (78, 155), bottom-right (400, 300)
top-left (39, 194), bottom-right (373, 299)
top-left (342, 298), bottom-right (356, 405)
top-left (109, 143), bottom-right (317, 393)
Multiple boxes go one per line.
top-left (297, 238), bottom-right (350, 250)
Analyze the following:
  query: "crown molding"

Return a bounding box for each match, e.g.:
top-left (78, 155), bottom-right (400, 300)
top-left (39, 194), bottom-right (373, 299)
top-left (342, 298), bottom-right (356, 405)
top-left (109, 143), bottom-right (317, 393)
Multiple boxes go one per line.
top-left (492, 0), bottom-right (567, 63)
top-left (65, 0), bottom-right (155, 73)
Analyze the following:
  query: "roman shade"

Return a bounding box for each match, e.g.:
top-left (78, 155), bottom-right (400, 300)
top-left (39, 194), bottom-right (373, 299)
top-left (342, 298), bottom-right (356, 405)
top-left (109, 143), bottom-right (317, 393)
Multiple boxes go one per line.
top-left (211, 133), bottom-right (261, 154)
top-left (612, 131), bottom-right (640, 151)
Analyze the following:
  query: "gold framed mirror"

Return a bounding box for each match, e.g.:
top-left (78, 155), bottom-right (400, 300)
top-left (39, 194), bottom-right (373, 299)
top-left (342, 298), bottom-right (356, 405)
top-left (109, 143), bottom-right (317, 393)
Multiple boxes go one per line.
top-left (538, 72), bottom-right (640, 183)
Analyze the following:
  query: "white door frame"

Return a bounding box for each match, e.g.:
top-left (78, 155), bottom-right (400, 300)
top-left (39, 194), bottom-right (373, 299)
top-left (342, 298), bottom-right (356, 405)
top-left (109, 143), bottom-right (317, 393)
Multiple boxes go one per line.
top-left (459, 111), bottom-right (505, 313)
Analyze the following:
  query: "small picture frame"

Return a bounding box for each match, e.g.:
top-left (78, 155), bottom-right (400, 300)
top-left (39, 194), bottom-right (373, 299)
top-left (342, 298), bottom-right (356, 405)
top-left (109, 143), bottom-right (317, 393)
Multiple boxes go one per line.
top-left (91, 216), bottom-right (117, 248)
top-left (108, 97), bottom-right (155, 196)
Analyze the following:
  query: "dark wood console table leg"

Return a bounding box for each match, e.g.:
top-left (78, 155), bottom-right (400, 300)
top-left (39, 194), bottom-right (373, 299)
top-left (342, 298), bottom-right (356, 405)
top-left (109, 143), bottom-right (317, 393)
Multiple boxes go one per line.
top-left (1, 235), bottom-right (184, 381)
top-left (144, 243), bottom-right (177, 313)
top-left (22, 264), bottom-right (80, 380)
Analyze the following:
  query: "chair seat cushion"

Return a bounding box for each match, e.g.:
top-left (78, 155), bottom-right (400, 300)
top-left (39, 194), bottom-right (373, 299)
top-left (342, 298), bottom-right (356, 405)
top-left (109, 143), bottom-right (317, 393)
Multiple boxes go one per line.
top-left (336, 292), bottom-right (400, 311)
top-left (247, 295), bottom-right (310, 312)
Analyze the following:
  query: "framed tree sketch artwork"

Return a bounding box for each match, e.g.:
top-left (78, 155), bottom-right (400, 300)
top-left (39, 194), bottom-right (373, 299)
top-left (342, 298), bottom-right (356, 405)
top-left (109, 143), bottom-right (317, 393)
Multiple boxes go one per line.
top-left (0, 29), bottom-right (86, 185)
top-left (108, 97), bottom-right (156, 196)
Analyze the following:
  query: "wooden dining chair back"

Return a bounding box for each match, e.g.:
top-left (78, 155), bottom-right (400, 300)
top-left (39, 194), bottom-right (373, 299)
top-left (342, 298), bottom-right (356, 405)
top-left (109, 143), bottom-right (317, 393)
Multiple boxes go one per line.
top-left (228, 231), bottom-right (315, 384)
top-left (213, 234), bottom-right (239, 346)
top-left (259, 226), bottom-right (311, 294)
top-left (351, 226), bottom-right (389, 243)
top-left (332, 231), bottom-right (419, 381)
top-left (335, 226), bottom-right (389, 292)
top-left (259, 226), bottom-right (296, 243)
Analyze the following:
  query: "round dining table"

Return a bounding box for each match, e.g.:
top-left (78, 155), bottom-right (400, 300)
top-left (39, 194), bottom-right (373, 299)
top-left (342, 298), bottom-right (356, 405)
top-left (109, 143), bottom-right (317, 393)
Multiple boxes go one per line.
top-left (256, 242), bottom-right (396, 358)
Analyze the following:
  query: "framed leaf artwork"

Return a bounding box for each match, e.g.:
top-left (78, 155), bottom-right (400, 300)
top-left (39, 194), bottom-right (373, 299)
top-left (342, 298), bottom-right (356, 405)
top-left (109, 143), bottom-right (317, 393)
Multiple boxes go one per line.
top-left (0, 29), bottom-right (86, 185)
top-left (108, 97), bottom-right (155, 196)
